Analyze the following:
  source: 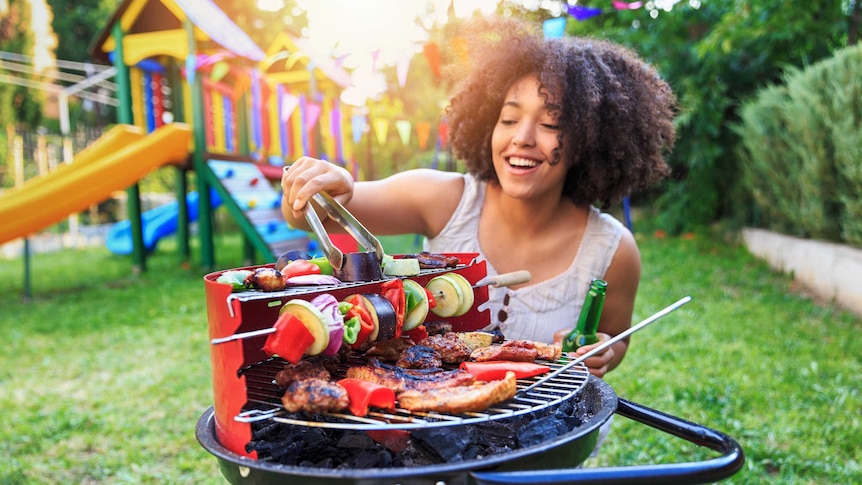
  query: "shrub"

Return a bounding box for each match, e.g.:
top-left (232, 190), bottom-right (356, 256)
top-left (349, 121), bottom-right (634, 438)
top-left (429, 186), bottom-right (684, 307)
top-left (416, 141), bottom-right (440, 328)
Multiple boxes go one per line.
top-left (735, 43), bottom-right (862, 246)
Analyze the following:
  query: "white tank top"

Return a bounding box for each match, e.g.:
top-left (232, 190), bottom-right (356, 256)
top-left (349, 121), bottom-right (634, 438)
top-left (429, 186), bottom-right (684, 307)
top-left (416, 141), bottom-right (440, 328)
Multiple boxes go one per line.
top-left (425, 174), bottom-right (625, 343)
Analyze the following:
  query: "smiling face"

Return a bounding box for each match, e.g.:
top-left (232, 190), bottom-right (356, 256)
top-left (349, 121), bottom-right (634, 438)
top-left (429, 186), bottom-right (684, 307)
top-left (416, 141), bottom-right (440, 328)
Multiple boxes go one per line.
top-left (490, 74), bottom-right (568, 201)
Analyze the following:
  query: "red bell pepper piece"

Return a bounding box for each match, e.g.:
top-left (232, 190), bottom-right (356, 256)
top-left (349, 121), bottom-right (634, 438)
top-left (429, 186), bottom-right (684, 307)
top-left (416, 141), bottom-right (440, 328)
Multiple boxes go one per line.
top-left (337, 378), bottom-right (396, 417)
top-left (424, 287), bottom-right (437, 309)
top-left (404, 325), bottom-right (428, 343)
top-left (460, 361), bottom-right (551, 381)
top-left (380, 279), bottom-right (406, 338)
top-left (280, 259), bottom-right (321, 280)
top-left (344, 295), bottom-right (375, 348)
top-left (262, 313), bottom-right (315, 364)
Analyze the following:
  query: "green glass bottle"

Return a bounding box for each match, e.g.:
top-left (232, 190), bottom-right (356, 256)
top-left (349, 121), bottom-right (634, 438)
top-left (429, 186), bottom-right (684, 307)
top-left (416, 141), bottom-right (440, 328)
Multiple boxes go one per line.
top-left (561, 279), bottom-right (607, 352)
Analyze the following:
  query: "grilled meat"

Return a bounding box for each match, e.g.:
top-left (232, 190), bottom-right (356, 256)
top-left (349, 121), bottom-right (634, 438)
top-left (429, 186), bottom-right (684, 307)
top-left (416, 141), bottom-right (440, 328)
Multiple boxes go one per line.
top-left (470, 340), bottom-right (562, 362)
top-left (345, 358), bottom-right (475, 393)
top-left (243, 267), bottom-right (285, 291)
top-left (365, 337), bottom-right (415, 362)
top-left (397, 371), bottom-right (518, 413)
top-left (402, 251), bottom-right (460, 269)
top-left (419, 333), bottom-right (472, 364)
top-left (281, 378), bottom-right (349, 413)
top-left (470, 344), bottom-right (537, 362)
top-left (396, 345), bottom-right (442, 369)
top-left (503, 339), bottom-right (562, 361)
top-left (424, 321), bottom-right (453, 336)
top-left (275, 360), bottom-right (331, 388)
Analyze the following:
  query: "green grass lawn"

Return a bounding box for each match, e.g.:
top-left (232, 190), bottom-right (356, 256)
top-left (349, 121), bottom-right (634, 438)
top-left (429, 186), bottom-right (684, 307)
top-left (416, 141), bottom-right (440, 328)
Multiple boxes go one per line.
top-left (0, 229), bottom-right (859, 484)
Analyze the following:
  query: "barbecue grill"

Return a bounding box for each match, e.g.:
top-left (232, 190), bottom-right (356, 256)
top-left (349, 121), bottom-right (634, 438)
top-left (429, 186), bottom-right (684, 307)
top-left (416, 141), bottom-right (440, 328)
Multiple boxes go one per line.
top-left (198, 254), bottom-right (744, 484)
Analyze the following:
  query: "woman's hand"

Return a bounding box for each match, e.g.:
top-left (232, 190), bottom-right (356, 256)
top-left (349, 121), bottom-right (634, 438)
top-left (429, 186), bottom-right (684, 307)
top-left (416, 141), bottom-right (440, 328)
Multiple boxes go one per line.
top-left (570, 333), bottom-right (614, 378)
top-left (553, 330), bottom-right (614, 378)
top-left (281, 157), bottom-right (353, 222)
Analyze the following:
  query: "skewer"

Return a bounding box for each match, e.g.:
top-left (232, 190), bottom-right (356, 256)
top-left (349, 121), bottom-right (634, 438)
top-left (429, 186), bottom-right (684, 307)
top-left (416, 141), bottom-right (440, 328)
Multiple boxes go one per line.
top-left (211, 327), bottom-right (276, 345)
top-left (210, 271), bottom-right (531, 346)
top-left (473, 270), bottom-right (531, 289)
top-left (518, 296), bottom-right (693, 395)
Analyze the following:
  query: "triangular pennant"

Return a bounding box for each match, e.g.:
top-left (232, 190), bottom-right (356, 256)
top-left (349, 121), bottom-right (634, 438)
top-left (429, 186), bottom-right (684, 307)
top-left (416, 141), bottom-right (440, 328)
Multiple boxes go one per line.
top-left (612, 1), bottom-right (643, 10)
top-left (423, 42), bottom-right (441, 80)
top-left (543, 17), bottom-right (567, 39)
top-left (567, 5), bottom-right (603, 21)
top-left (373, 118), bottom-right (390, 146)
top-left (396, 53), bottom-right (412, 87)
top-left (210, 61), bottom-right (230, 82)
top-left (305, 102), bottom-right (321, 132)
top-left (395, 120), bottom-right (412, 146)
top-left (281, 92), bottom-right (299, 122)
top-left (351, 114), bottom-right (366, 144)
top-left (416, 121), bottom-right (431, 150)
top-left (437, 121), bottom-right (448, 148)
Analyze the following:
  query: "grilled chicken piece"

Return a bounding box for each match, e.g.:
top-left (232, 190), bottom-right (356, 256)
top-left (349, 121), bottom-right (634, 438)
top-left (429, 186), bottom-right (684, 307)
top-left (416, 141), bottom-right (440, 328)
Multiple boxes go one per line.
top-left (275, 360), bottom-right (331, 388)
top-left (502, 340), bottom-right (562, 361)
top-left (281, 378), bottom-right (349, 413)
top-left (365, 337), bottom-right (415, 362)
top-left (243, 267), bottom-right (285, 291)
top-left (396, 345), bottom-right (442, 369)
top-left (397, 371), bottom-right (518, 414)
top-left (419, 333), bottom-right (472, 364)
top-left (345, 359), bottom-right (475, 393)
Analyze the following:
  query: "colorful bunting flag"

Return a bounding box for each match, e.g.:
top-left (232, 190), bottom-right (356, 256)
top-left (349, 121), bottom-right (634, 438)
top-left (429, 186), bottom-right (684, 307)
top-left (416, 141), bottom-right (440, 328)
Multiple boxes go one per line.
top-left (373, 118), bottom-right (389, 145)
top-left (396, 53), bottom-right (411, 87)
top-left (568, 5), bottom-right (603, 20)
top-left (423, 42), bottom-right (442, 80)
top-left (543, 17), bottom-right (567, 39)
top-left (395, 120), bottom-right (412, 146)
top-left (416, 121), bottom-right (431, 150)
top-left (305, 102), bottom-right (321, 132)
top-left (351, 114), bottom-right (366, 144)
top-left (280, 93), bottom-right (299, 122)
top-left (612, 1), bottom-right (643, 10)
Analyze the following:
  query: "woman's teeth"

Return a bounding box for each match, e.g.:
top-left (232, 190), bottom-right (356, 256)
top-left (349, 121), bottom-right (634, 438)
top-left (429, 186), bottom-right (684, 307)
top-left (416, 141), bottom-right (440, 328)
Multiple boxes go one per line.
top-left (508, 157), bottom-right (539, 167)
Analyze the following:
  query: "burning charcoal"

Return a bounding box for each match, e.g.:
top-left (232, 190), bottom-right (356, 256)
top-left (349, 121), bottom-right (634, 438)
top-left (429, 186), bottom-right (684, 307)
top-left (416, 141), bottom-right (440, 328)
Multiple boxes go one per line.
top-left (412, 426), bottom-right (478, 461)
top-left (516, 415), bottom-right (568, 448)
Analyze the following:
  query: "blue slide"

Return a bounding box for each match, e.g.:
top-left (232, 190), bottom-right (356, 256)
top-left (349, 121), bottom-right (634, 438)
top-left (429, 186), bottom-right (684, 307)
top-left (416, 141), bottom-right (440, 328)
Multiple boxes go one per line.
top-left (105, 190), bottom-right (222, 255)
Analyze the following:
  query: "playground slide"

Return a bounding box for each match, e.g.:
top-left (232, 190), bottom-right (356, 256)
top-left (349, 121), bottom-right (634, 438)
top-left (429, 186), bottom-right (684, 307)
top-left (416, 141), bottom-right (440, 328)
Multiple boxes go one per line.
top-left (0, 124), bottom-right (145, 207)
top-left (0, 123), bottom-right (191, 246)
top-left (104, 190), bottom-right (223, 255)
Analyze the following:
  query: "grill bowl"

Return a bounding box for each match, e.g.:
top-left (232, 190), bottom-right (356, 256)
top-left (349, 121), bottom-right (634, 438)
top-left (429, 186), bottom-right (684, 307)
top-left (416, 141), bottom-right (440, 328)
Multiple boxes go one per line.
top-left (196, 376), bottom-right (617, 485)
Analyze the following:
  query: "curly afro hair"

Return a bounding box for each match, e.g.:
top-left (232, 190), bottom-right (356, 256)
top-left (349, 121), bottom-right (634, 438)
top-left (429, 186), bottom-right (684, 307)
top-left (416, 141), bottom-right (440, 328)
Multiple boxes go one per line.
top-left (445, 18), bottom-right (677, 209)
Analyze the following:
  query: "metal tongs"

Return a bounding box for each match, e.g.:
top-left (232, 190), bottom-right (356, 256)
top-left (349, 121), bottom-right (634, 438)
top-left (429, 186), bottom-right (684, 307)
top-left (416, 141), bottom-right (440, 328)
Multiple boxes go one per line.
top-left (305, 191), bottom-right (385, 281)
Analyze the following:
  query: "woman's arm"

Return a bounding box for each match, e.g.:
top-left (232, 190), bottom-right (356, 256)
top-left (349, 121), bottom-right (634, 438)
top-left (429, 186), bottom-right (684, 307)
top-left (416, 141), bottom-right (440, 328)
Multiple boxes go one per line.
top-left (281, 158), bottom-right (464, 238)
top-left (569, 228), bottom-right (641, 378)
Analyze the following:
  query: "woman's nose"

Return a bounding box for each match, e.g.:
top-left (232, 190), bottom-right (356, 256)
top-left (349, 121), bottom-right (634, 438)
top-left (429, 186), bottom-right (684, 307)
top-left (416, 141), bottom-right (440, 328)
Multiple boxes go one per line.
top-left (512, 123), bottom-right (536, 147)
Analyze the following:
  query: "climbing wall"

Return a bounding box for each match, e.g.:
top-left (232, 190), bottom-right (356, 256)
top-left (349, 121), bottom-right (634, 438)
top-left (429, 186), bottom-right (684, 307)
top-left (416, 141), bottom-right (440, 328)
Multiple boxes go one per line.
top-left (207, 159), bottom-right (316, 260)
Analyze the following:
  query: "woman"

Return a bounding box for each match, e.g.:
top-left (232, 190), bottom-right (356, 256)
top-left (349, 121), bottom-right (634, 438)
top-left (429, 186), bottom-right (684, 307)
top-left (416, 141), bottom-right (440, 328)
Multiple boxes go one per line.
top-left (281, 17), bottom-right (677, 378)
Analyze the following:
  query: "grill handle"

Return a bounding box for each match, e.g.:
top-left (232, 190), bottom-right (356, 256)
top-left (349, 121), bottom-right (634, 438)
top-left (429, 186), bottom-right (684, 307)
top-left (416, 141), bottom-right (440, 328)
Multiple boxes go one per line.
top-left (470, 398), bottom-right (745, 485)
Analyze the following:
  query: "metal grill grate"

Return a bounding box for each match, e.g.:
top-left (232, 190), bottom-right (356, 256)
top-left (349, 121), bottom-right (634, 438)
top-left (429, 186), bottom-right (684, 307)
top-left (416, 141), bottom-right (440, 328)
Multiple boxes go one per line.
top-left (234, 356), bottom-right (592, 431)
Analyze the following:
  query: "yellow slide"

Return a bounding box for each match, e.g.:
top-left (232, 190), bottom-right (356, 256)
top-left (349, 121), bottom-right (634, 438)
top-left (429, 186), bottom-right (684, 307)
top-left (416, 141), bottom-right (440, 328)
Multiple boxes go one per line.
top-left (0, 123), bottom-right (191, 246)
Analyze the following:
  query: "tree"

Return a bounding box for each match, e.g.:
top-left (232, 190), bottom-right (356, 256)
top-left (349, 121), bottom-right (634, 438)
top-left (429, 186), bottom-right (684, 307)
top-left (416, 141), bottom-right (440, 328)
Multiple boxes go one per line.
top-left (557, 1), bottom-right (851, 232)
top-left (46, 0), bottom-right (121, 63)
top-left (0, 0), bottom-right (42, 130)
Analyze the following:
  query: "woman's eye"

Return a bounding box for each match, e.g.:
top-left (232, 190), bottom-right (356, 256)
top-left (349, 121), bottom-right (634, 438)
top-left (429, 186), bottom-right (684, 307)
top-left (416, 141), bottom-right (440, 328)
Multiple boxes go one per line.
top-left (542, 123), bottom-right (560, 130)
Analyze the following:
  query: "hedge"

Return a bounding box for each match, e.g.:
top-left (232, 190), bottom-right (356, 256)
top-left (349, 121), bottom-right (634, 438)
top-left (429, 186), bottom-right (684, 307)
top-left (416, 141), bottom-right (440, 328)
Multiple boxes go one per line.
top-left (735, 43), bottom-right (862, 246)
